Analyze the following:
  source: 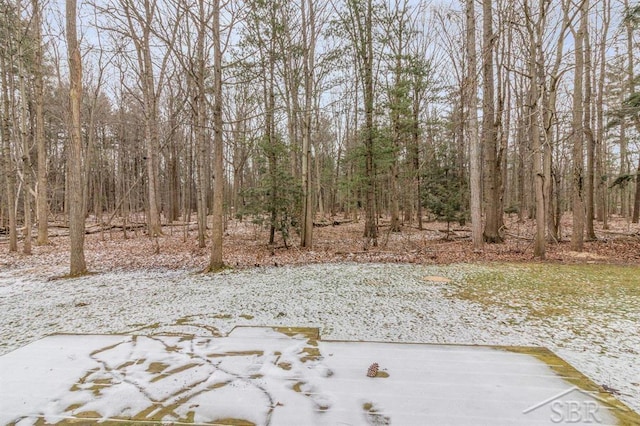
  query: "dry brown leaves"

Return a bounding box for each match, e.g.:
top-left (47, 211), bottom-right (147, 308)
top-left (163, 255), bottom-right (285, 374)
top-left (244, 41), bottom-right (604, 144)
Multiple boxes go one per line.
top-left (1, 213), bottom-right (639, 275)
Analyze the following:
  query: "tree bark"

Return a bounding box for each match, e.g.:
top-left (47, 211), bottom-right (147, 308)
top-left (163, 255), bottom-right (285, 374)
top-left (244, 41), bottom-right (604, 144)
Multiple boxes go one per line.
top-left (584, 25), bottom-right (596, 240)
top-left (633, 159), bottom-right (640, 223)
top-left (542, 1), bottom-right (571, 243)
top-left (142, 0), bottom-right (162, 238)
top-left (466, 0), bottom-right (483, 251)
top-left (195, 0), bottom-right (208, 249)
top-left (208, 0), bottom-right (225, 271)
top-left (596, 0), bottom-right (610, 228)
top-left (571, 0), bottom-right (587, 252)
top-left (300, 0), bottom-right (315, 248)
top-left (32, 0), bottom-right (48, 245)
top-left (481, 0), bottom-right (502, 243)
top-left (524, 0), bottom-right (546, 258)
top-left (1, 50), bottom-right (17, 252)
top-left (18, 35), bottom-right (32, 255)
top-left (624, 0), bottom-right (640, 223)
top-left (66, 0), bottom-right (87, 275)
top-left (412, 86), bottom-right (422, 230)
top-left (363, 0), bottom-right (377, 245)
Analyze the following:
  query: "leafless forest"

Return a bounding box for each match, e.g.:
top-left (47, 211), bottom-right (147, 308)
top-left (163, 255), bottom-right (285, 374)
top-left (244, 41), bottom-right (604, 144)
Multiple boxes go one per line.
top-left (1, 0), bottom-right (640, 274)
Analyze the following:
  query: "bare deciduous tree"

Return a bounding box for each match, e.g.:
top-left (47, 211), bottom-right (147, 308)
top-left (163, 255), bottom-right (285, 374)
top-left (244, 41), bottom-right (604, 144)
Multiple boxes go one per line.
top-left (482, 0), bottom-right (503, 243)
top-left (1, 31), bottom-right (18, 252)
top-left (32, 0), bottom-right (48, 245)
top-left (67, 0), bottom-right (87, 275)
top-left (300, 0), bottom-right (316, 248)
top-left (207, 0), bottom-right (225, 271)
top-left (571, 0), bottom-right (587, 251)
top-left (466, 0), bottom-right (483, 251)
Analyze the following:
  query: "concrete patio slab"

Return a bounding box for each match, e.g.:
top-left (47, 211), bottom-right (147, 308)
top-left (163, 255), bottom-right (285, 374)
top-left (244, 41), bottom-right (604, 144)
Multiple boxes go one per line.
top-left (0, 327), bottom-right (637, 425)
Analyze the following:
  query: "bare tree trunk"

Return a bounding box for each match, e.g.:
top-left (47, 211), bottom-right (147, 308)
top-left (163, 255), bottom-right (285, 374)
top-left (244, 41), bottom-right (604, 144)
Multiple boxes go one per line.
top-left (300, 0), bottom-right (315, 248)
top-left (363, 0), bottom-right (377, 245)
top-left (208, 0), bottom-right (225, 271)
top-left (66, 0), bottom-right (87, 276)
top-left (387, 8), bottom-right (408, 234)
top-left (619, 0), bottom-right (640, 218)
top-left (538, 0), bottom-right (570, 243)
top-left (624, 1), bottom-right (640, 223)
top-left (466, 0), bottom-right (483, 251)
top-left (412, 92), bottom-right (422, 230)
top-left (142, 3), bottom-right (162, 238)
top-left (195, 0), bottom-right (208, 248)
top-left (584, 26), bottom-right (596, 240)
top-left (315, 146), bottom-right (325, 217)
top-left (167, 96), bottom-right (180, 223)
top-left (18, 38), bottom-right (32, 255)
top-left (1, 51), bottom-right (17, 252)
top-left (633, 159), bottom-right (640, 222)
top-left (619, 115), bottom-right (628, 217)
top-left (571, 0), bottom-right (587, 252)
top-left (524, 0), bottom-right (546, 258)
top-left (264, 10), bottom-right (278, 246)
top-left (596, 0), bottom-right (610, 227)
top-left (117, 0), bottom-right (164, 238)
top-left (32, 0), bottom-right (48, 245)
top-left (481, 0), bottom-right (502, 243)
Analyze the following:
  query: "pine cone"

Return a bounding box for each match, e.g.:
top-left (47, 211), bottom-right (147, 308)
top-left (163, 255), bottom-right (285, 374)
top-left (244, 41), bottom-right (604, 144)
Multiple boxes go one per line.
top-left (367, 362), bottom-right (379, 377)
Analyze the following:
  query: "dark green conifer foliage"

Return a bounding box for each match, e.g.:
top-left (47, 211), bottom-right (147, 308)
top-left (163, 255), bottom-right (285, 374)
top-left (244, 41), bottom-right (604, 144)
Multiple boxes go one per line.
top-left (241, 135), bottom-right (302, 248)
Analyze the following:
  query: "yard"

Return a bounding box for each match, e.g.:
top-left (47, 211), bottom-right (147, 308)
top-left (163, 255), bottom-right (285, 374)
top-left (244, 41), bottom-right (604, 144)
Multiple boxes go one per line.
top-left (1, 261), bottom-right (638, 422)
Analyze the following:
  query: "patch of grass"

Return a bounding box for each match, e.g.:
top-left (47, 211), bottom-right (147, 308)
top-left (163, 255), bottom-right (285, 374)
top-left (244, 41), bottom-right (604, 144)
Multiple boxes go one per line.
top-left (500, 346), bottom-right (640, 425)
top-left (210, 419), bottom-right (255, 426)
top-left (300, 346), bottom-right (321, 363)
top-left (449, 264), bottom-right (640, 320)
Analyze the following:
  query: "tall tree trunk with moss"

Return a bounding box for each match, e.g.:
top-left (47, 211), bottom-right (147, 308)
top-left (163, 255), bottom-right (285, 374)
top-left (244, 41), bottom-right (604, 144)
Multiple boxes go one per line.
top-left (66, 0), bottom-right (87, 276)
top-left (208, 0), bottom-right (225, 271)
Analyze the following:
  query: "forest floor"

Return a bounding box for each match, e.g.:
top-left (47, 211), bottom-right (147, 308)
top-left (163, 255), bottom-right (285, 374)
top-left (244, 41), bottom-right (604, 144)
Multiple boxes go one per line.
top-left (1, 213), bottom-right (639, 274)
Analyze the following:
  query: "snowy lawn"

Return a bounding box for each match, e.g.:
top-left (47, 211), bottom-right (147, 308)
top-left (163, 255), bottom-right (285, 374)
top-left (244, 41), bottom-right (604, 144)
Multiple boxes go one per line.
top-left (0, 263), bottom-right (638, 419)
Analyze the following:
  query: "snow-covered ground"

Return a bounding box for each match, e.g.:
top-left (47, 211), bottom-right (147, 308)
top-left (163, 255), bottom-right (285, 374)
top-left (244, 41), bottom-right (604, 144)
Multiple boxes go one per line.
top-left (1, 263), bottom-right (638, 417)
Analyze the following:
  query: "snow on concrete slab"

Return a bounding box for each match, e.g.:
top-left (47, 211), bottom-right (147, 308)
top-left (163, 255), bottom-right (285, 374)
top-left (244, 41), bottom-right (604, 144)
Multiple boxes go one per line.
top-left (0, 327), bottom-right (636, 425)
